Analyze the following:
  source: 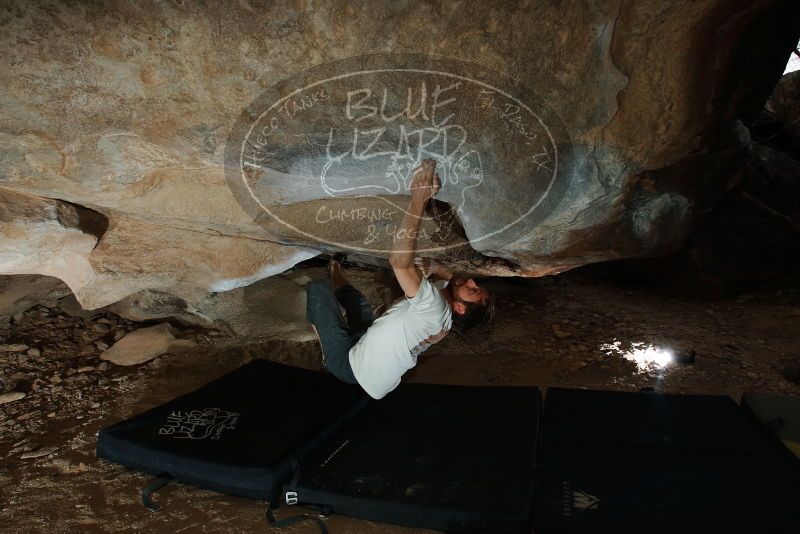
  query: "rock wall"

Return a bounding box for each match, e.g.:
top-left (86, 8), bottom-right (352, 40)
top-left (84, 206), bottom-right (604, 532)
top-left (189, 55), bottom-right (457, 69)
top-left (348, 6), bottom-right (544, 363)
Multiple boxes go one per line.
top-left (1, 0), bottom-right (799, 320)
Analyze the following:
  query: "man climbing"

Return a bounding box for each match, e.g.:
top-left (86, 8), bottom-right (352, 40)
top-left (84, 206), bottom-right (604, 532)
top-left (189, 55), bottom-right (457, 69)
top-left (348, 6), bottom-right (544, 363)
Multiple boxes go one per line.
top-left (305, 158), bottom-right (495, 399)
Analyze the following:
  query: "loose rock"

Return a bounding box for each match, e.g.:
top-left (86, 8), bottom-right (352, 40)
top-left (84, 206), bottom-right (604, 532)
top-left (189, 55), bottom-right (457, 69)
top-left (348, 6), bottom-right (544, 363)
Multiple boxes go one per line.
top-left (552, 324), bottom-right (572, 338)
top-left (0, 343), bottom-right (30, 352)
top-left (20, 445), bottom-right (59, 459)
top-left (100, 323), bottom-right (196, 366)
top-left (0, 391), bottom-right (26, 404)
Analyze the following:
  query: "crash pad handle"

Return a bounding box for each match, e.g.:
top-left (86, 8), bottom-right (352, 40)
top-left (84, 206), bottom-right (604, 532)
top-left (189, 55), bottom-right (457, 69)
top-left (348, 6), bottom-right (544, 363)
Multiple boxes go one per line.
top-left (141, 474), bottom-right (173, 512)
top-left (266, 503), bottom-right (329, 534)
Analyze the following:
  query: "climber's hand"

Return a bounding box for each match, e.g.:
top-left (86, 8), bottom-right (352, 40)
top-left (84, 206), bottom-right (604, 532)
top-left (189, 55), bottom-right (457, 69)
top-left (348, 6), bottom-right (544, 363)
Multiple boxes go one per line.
top-left (408, 159), bottom-right (440, 205)
top-left (414, 257), bottom-right (453, 281)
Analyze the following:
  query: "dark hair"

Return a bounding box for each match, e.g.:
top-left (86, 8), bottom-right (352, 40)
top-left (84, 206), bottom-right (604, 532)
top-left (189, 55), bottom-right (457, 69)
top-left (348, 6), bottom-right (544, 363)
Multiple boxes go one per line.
top-left (451, 292), bottom-right (496, 334)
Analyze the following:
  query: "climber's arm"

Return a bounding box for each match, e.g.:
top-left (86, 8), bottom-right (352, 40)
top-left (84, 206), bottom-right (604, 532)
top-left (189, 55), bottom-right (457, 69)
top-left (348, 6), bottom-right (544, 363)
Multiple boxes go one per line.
top-left (389, 159), bottom-right (440, 298)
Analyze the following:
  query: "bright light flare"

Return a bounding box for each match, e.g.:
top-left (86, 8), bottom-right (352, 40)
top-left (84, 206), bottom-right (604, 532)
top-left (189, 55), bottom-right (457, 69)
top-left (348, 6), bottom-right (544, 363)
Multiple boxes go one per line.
top-left (599, 340), bottom-right (674, 373)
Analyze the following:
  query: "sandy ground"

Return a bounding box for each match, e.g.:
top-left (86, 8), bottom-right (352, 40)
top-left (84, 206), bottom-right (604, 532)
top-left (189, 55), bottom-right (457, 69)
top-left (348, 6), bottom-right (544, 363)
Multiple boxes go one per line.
top-left (1, 267), bottom-right (799, 533)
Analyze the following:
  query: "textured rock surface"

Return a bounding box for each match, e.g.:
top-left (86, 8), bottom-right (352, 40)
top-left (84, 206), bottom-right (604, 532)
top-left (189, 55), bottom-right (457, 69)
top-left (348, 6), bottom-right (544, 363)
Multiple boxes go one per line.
top-left (0, 274), bottom-right (71, 317)
top-left (678, 143), bottom-right (800, 284)
top-left (765, 70), bottom-right (800, 153)
top-left (0, 189), bottom-right (315, 309)
top-left (1, 1), bottom-right (799, 320)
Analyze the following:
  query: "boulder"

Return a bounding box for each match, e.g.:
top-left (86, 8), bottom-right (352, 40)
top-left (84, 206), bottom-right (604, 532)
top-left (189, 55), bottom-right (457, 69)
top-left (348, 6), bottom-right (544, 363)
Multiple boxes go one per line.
top-left (0, 0), bottom-right (798, 319)
top-left (682, 145), bottom-right (800, 284)
top-left (585, 142), bottom-right (800, 292)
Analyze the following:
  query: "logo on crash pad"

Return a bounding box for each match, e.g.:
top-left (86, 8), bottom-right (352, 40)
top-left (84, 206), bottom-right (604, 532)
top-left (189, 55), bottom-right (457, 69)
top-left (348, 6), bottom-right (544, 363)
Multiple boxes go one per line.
top-left (158, 408), bottom-right (240, 440)
top-left (225, 53), bottom-right (571, 254)
top-left (561, 481), bottom-right (600, 516)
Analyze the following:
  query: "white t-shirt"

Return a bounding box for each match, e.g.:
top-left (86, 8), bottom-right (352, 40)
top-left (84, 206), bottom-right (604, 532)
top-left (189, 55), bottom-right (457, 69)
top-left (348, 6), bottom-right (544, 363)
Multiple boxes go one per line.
top-left (348, 277), bottom-right (452, 399)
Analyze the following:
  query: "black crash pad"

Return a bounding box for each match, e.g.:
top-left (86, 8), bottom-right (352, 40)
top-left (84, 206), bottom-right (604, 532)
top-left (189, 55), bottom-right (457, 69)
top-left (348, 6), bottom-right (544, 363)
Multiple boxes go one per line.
top-left (534, 388), bottom-right (800, 533)
top-left (282, 382), bottom-right (541, 533)
top-left (742, 391), bottom-right (800, 459)
top-left (96, 359), bottom-right (367, 502)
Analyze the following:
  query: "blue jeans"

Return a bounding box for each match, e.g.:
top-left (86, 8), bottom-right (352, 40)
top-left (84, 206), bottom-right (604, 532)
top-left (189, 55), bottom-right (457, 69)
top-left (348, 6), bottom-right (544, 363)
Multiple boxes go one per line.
top-left (305, 280), bottom-right (375, 385)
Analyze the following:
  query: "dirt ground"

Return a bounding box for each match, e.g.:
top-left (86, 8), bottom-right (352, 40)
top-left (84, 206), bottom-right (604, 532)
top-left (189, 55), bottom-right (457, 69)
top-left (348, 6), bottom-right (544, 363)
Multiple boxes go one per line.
top-left (1, 266), bottom-right (799, 533)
